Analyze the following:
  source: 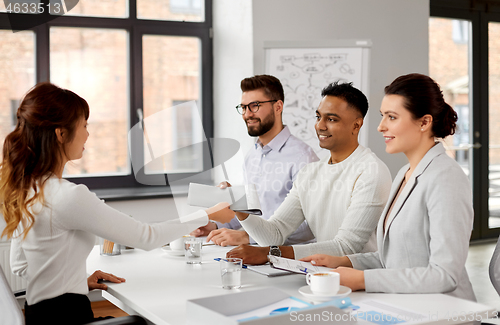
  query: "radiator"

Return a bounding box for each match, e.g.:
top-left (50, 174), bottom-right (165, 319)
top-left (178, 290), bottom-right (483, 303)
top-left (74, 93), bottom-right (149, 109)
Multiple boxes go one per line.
top-left (0, 241), bottom-right (26, 292)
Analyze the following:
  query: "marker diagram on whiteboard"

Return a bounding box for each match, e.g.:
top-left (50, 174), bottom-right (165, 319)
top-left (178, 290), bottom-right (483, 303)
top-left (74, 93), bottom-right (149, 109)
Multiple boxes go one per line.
top-left (265, 47), bottom-right (364, 158)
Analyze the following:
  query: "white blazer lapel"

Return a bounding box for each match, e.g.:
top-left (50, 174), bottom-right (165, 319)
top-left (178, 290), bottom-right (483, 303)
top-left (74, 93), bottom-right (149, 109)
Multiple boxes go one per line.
top-left (383, 173), bottom-right (416, 236)
top-left (377, 166), bottom-right (406, 252)
top-left (382, 143), bottom-right (446, 239)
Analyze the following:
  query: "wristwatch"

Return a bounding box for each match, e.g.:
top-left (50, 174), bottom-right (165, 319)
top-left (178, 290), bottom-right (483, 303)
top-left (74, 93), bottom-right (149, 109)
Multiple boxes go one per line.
top-left (269, 246), bottom-right (281, 257)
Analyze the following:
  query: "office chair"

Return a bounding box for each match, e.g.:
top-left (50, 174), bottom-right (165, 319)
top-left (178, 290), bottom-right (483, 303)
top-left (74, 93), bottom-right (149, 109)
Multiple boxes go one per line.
top-left (0, 265), bottom-right (147, 325)
top-left (0, 261), bottom-right (24, 325)
top-left (483, 236), bottom-right (500, 325)
top-left (490, 236), bottom-right (500, 297)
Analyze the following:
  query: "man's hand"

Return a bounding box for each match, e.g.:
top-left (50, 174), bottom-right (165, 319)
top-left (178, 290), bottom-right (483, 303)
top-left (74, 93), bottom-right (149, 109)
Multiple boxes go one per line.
top-left (190, 222), bottom-right (217, 237)
top-left (87, 270), bottom-right (125, 291)
top-left (206, 228), bottom-right (250, 246)
top-left (226, 244), bottom-right (269, 265)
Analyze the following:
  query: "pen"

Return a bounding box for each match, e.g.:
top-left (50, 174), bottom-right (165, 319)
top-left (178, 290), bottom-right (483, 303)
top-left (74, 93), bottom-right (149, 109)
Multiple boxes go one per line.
top-left (214, 258), bottom-right (247, 268)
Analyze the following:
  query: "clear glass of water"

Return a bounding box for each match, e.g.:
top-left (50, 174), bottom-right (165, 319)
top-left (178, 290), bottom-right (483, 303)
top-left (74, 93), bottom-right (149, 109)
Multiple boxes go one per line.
top-left (184, 240), bottom-right (202, 264)
top-left (220, 258), bottom-right (242, 289)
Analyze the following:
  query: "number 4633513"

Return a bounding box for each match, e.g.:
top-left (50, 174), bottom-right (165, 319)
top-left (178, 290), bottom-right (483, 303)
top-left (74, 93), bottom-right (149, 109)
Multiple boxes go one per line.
top-left (5, 2), bottom-right (63, 14)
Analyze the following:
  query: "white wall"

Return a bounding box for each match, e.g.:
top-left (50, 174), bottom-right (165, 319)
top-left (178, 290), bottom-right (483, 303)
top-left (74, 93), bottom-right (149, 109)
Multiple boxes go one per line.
top-left (212, 0), bottom-right (254, 185)
top-left (250, 0), bottom-right (429, 176)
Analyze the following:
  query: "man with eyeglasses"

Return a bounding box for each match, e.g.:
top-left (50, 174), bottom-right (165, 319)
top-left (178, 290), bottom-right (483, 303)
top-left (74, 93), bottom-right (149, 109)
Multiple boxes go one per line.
top-left (191, 74), bottom-right (319, 246)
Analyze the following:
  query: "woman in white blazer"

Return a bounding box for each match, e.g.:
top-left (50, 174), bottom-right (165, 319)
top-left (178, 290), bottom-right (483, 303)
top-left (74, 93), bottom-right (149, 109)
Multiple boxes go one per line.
top-left (301, 73), bottom-right (475, 301)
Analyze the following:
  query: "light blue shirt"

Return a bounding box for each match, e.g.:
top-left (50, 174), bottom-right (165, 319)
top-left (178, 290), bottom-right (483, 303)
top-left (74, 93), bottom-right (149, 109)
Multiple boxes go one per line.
top-left (218, 126), bottom-right (319, 245)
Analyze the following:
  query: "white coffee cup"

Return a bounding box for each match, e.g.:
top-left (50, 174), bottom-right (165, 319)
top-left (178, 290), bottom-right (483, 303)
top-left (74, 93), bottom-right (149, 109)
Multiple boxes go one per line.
top-left (170, 236), bottom-right (190, 251)
top-left (306, 271), bottom-right (340, 295)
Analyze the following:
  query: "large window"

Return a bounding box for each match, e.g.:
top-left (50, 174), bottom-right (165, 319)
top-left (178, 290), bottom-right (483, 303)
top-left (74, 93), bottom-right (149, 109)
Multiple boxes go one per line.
top-left (430, 0), bottom-right (500, 240)
top-left (0, 30), bottom-right (35, 158)
top-left (0, 0), bottom-right (213, 195)
top-left (142, 35), bottom-right (203, 174)
top-left (50, 27), bottom-right (129, 177)
top-left (429, 17), bottom-right (471, 176)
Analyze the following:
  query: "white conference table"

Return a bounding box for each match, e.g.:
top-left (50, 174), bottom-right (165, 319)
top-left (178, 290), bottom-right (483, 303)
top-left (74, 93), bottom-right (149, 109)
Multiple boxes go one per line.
top-left (86, 245), bottom-right (496, 325)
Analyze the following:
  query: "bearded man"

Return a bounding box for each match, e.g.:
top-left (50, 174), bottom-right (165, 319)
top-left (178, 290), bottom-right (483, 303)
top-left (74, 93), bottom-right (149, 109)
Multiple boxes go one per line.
top-left (191, 75), bottom-right (319, 246)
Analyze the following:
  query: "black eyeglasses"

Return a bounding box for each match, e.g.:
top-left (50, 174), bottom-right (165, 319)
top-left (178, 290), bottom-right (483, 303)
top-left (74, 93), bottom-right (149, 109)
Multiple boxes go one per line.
top-left (235, 100), bottom-right (277, 115)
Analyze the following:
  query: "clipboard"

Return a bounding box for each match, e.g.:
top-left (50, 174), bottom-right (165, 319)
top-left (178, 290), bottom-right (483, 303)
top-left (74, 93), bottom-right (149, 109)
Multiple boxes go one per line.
top-left (268, 255), bottom-right (332, 274)
top-left (245, 263), bottom-right (295, 277)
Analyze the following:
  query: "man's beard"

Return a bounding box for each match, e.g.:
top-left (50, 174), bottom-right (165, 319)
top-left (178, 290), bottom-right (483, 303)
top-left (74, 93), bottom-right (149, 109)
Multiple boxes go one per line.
top-left (246, 113), bottom-right (275, 136)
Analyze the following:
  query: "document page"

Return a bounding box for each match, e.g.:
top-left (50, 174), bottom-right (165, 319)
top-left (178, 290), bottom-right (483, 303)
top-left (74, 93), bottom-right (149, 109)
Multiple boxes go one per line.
top-left (246, 263), bottom-right (295, 277)
top-left (187, 183), bottom-right (262, 215)
top-left (352, 300), bottom-right (428, 325)
top-left (244, 184), bottom-right (260, 213)
top-left (228, 297), bottom-right (311, 322)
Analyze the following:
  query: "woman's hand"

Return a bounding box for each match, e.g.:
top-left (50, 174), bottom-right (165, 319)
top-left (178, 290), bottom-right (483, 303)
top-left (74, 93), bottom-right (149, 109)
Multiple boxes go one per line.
top-left (87, 270), bottom-right (125, 291)
top-left (300, 255), bottom-right (365, 291)
top-left (190, 222), bottom-right (217, 237)
top-left (205, 202), bottom-right (235, 224)
top-left (300, 254), bottom-right (353, 268)
top-left (334, 267), bottom-right (365, 291)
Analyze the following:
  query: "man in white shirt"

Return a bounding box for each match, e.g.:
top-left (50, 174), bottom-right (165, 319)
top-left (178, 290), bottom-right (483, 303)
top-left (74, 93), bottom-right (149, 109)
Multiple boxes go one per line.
top-left (210, 81), bottom-right (392, 264)
top-left (191, 75), bottom-right (319, 246)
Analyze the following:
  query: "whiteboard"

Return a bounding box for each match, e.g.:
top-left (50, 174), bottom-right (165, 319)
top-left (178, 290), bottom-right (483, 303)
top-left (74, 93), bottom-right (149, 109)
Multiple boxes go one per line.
top-left (264, 40), bottom-right (371, 159)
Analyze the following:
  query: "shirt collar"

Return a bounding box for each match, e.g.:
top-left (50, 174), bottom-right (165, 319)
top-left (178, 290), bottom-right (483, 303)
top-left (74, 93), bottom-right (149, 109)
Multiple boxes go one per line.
top-left (255, 126), bottom-right (291, 152)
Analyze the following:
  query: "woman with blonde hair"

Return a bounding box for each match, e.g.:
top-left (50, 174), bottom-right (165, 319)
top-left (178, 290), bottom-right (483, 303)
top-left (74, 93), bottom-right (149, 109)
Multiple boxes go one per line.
top-left (0, 82), bottom-right (230, 324)
top-left (301, 73), bottom-right (475, 301)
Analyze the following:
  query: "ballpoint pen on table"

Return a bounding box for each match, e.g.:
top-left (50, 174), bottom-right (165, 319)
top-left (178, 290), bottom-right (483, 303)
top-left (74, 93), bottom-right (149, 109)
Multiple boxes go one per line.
top-left (214, 258), bottom-right (247, 268)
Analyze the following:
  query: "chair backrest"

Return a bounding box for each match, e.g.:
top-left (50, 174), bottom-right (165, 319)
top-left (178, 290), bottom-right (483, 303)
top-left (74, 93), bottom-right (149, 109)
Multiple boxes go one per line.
top-left (0, 264), bottom-right (25, 325)
top-left (489, 236), bottom-right (500, 296)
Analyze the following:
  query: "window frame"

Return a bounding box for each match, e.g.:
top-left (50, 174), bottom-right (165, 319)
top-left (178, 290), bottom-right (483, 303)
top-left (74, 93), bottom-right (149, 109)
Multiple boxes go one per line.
top-left (0, 0), bottom-right (214, 198)
top-left (430, 0), bottom-right (500, 240)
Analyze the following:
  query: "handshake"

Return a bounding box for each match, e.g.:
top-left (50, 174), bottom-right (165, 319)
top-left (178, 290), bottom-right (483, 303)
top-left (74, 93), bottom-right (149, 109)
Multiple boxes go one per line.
top-left (192, 181), bottom-right (256, 247)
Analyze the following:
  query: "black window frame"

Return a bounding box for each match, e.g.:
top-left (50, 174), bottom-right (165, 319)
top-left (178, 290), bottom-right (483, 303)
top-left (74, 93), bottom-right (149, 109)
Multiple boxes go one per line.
top-left (0, 0), bottom-right (214, 200)
top-left (431, 0), bottom-right (500, 240)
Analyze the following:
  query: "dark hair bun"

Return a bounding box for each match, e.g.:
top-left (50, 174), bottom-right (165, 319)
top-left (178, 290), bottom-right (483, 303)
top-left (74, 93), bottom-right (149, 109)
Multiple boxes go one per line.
top-left (433, 102), bottom-right (457, 138)
top-left (384, 73), bottom-right (457, 138)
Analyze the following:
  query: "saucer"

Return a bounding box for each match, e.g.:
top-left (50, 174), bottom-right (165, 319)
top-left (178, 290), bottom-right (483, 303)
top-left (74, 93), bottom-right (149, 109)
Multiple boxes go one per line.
top-left (161, 246), bottom-right (185, 256)
top-left (298, 285), bottom-right (351, 302)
